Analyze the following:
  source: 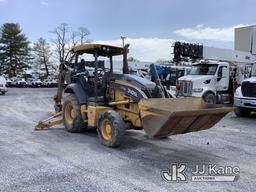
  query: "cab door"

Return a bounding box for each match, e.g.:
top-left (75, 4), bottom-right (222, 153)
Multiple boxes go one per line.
top-left (216, 65), bottom-right (229, 91)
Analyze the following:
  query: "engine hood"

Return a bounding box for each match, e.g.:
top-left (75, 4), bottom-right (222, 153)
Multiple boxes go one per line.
top-left (242, 77), bottom-right (256, 83)
top-left (179, 75), bottom-right (214, 82)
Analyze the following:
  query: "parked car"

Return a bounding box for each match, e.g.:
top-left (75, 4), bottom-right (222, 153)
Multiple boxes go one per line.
top-left (5, 78), bottom-right (12, 87)
top-left (43, 79), bottom-right (58, 88)
top-left (32, 79), bottom-right (43, 87)
top-left (26, 79), bottom-right (33, 88)
top-left (15, 79), bottom-right (27, 87)
top-left (0, 76), bottom-right (8, 94)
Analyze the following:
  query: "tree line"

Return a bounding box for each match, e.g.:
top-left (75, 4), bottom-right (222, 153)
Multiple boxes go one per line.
top-left (0, 23), bottom-right (90, 78)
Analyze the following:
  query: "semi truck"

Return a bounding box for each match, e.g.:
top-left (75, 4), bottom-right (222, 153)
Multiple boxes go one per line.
top-left (234, 67), bottom-right (256, 116)
top-left (173, 42), bottom-right (256, 104)
top-left (173, 25), bottom-right (256, 116)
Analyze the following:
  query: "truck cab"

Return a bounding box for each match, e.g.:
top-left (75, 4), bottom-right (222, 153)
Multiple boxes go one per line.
top-left (177, 60), bottom-right (230, 104)
top-left (234, 64), bottom-right (256, 116)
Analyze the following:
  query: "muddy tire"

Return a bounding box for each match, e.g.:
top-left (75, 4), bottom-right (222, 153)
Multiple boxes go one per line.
top-left (63, 94), bottom-right (87, 133)
top-left (234, 107), bottom-right (251, 117)
top-left (97, 110), bottom-right (125, 147)
top-left (203, 92), bottom-right (216, 104)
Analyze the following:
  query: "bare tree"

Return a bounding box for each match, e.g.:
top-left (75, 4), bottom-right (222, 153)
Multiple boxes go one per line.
top-left (50, 23), bottom-right (72, 64)
top-left (50, 23), bottom-right (91, 64)
top-left (127, 57), bottom-right (140, 62)
top-left (77, 27), bottom-right (90, 44)
top-left (33, 37), bottom-right (52, 77)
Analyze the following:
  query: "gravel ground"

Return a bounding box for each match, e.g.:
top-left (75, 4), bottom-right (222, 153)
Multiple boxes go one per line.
top-left (0, 88), bottom-right (255, 192)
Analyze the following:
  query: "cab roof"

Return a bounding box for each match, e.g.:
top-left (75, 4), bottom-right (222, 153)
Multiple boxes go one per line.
top-left (71, 44), bottom-right (124, 56)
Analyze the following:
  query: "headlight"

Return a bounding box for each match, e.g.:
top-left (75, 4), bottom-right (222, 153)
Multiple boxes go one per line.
top-left (193, 88), bottom-right (203, 93)
top-left (234, 87), bottom-right (241, 97)
top-left (234, 89), bottom-right (240, 97)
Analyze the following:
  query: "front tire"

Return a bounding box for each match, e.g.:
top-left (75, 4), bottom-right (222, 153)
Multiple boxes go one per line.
top-left (203, 92), bottom-right (216, 104)
top-left (97, 110), bottom-right (125, 147)
top-left (234, 107), bottom-right (251, 117)
top-left (63, 94), bottom-right (87, 133)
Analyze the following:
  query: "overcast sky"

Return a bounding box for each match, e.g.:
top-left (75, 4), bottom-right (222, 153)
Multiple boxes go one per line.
top-left (0, 0), bottom-right (255, 61)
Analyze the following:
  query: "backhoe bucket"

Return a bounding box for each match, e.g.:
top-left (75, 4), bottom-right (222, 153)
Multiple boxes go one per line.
top-left (138, 98), bottom-right (233, 138)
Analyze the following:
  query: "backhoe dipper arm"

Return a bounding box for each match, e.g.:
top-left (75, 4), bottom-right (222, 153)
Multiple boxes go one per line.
top-left (54, 62), bottom-right (69, 112)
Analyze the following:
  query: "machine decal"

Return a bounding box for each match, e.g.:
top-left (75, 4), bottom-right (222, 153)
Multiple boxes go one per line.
top-left (110, 82), bottom-right (145, 102)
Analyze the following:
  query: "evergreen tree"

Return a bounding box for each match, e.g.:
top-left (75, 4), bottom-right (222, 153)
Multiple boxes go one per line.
top-left (0, 23), bottom-right (31, 77)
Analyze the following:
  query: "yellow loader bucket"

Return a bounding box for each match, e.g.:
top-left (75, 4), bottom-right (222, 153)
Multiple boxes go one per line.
top-left (138, 98), bottom-right (233, 138)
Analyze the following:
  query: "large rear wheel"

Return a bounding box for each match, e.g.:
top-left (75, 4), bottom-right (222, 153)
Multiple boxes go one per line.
top-left (63, 94), bottom-right (87, 132)
top-left (97, 110), bottom-right (125, 147)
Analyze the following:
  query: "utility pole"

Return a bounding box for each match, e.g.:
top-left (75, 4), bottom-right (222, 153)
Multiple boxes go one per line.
top-left (120, 36), bottom-right (126, 48)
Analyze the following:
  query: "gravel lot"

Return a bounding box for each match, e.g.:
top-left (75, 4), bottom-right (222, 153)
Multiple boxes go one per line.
top-left (0, 88), bottom-right (255, 192)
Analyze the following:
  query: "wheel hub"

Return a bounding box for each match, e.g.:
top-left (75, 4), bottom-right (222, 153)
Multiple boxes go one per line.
top-left (65, 103), bottom-right (74, 125)
top-left (70, 109), bottom-right (75, 119)
top-left (101, 120), bottom-right (112, 140)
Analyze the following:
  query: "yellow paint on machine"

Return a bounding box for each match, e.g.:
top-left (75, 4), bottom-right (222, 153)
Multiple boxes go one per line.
top-left (87, 105), bottom-right (112, 127)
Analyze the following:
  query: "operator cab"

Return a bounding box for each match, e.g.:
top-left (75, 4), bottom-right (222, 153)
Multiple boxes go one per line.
top-left (64, 44), bottom-right (132, 103)
top-left (64, 43), bottom-right (161, 104)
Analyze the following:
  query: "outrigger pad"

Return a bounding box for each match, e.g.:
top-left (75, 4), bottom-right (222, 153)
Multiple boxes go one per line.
top-left (138, 98), bottom-right (233, 138)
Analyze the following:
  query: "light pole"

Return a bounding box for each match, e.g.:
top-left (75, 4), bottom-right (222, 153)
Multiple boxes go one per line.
top-left (120, 36), bottom-right (126, 48)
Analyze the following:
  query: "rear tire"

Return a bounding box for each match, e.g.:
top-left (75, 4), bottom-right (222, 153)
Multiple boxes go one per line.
top-left (1, 91), bottom-right (5, 95)
top-left (234, 107), bottom-right (251, 117)
top-left (203, 92), bottom-right (216, 104)
top-left (97, 110), bottom-right (125, 147)
top-left (63, 94), bottom-right (87, 133)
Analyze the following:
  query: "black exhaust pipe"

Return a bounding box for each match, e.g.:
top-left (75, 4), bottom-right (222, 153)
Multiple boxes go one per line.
top-left (123, 44), bottom-right (130, 74)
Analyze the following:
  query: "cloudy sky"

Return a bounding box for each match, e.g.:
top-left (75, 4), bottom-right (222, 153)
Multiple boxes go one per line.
top-left (0, 0), bottom-right (255, 61)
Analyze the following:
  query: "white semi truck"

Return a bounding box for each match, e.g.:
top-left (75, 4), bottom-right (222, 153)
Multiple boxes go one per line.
top-left (234, 67), bottom-right (256, 117)
top-left (174, 42), bottom-right (256, 104)
top-left (173, 25), bottom-right (256, 116)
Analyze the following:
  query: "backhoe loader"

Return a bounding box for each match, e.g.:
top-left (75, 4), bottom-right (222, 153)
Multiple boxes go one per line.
top-left (35, 43), bottom-right (232, 147)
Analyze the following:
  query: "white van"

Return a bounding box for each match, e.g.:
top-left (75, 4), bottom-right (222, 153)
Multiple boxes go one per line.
top-left (0, 76), bottom-right (8, 95)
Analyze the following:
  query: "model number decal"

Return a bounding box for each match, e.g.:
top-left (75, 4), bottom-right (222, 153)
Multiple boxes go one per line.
top-left (127, 88), bottom-right (138, 97)
top-left (111, 82), bottom-right (142, 101)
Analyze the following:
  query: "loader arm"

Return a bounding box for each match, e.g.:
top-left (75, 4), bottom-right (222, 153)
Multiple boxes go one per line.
top-left (150, 64), bottom-right (170, 98)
